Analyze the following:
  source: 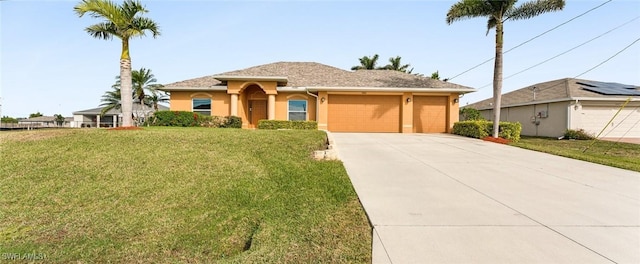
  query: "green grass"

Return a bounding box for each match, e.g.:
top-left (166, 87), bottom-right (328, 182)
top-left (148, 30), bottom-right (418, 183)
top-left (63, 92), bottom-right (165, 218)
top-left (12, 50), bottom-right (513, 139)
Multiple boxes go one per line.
top-left (510, 136), bottom-right (640, 172)
top-left (0, 128), bottom-right (371, 263)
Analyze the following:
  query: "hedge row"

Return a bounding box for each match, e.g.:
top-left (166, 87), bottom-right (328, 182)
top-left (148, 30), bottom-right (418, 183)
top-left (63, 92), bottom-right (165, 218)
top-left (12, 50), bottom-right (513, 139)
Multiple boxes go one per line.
top-left (257, 120), bottom-right (318, 130)
top-left (453, 120), bottom-right (522, 142)
top-left (146, 111), bottom-right (241, 128)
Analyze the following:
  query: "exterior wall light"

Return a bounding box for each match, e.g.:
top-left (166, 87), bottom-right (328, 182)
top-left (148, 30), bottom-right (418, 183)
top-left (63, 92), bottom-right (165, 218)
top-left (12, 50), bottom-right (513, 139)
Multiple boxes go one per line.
top-left (406, 97), bottom-right (411, 103)
top-left (321, 97), bottom-right (326, 102)
top-left (453, 98), bottom-right (459, 103)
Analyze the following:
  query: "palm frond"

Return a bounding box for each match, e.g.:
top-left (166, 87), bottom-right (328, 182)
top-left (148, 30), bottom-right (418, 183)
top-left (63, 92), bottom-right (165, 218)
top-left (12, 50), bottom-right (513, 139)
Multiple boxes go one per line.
top-left (85, 22), bottom-right (118, 40)
top-left (446, 0), bottom-right (494, 25)
top-left (506, 0), bottom-right (565, 21)
top-left (121, 0), bottom-right (148, 19)
top-left (128, 17), bottom-right (161, 39)
top-left (486, 16), bottom-right (498, 35)
top-left (74, 0), bottom-right (121, 20)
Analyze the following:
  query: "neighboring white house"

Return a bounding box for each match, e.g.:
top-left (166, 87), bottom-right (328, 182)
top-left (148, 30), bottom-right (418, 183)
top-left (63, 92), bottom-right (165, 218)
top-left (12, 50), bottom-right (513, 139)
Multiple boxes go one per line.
top-left (465, 78), bottom-right (640, 139)
top-left (71, 103), bottom-right (169, 128)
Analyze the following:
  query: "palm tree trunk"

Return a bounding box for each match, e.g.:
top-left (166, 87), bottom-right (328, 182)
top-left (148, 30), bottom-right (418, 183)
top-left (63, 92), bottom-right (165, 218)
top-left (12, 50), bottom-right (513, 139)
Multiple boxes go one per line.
top-left (120, 39), bottom-right (134, 127)
top-left (492, 22), bottom-right (504, 138)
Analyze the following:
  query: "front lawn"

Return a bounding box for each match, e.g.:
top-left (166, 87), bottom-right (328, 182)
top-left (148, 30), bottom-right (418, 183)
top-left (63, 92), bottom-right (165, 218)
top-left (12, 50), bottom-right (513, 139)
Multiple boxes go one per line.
top-left (510, 137), bottom-right (640, 172)
top-left (0, 128), bottom-right (371, 263)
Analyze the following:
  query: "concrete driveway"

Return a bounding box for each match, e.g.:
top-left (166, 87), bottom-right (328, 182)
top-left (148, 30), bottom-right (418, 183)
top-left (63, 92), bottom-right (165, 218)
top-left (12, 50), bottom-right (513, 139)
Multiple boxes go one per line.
top-left (331, 133), bottom-right (640, 264)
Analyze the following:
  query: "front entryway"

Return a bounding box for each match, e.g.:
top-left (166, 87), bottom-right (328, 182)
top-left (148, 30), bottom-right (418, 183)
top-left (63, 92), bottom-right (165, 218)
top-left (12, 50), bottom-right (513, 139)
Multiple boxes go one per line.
top-left (248, 100), bottom-right (267, 128)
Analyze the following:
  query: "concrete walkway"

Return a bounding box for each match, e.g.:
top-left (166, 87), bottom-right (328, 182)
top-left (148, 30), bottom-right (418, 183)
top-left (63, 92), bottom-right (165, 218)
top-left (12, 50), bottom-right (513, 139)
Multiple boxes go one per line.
top-left (331, 133), bottom-right (640, 264)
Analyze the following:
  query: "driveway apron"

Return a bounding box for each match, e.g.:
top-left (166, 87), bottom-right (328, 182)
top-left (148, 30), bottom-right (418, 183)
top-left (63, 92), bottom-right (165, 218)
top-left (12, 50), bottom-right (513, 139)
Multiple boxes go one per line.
top-left (331, 133), bottom-right (640, 264)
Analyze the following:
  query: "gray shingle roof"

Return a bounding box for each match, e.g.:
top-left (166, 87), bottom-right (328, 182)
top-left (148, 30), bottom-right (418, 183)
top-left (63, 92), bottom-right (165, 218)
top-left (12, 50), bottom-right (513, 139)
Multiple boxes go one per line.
top-left (73, 103), bottom-right (169, 115)
top-left (466, 78), bottom-right (640, 110)
top-left (165, 61), bottom-right (472, 90)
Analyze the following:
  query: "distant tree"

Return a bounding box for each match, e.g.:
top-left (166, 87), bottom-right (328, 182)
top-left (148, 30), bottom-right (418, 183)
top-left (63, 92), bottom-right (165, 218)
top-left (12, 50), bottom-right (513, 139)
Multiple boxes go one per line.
top-left (446, 0), bottom-right (565, 137)
top-left (381, 56), bottom-right (412, 73)
top-left (430, 71), bottom-right (440, 80)
top-left (75, 0), bottom-right (161, 127)
top-left (112, 67), bottom-right (163, 105)
top-left (54, 114), bottom-right (65, 126)
top-left (351, 54), bottom-right (381, 70)
top-left (460, 108), bottom-right (484, 121)
top-left (144, 90), bottom-right (169, 111)
top-left (1, 116), bottom-right (19, 123)
top-left (29, 112), bottom-right (43, 118)
top-left (102, 67), bottom-right (166, 119)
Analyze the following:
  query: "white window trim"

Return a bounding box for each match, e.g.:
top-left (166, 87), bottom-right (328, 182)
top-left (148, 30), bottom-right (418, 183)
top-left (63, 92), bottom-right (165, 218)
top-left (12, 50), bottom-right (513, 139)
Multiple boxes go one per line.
top-left (287, 100), bottom-right (308, 121)
top-left (192, 98), bottom-right (212, 115)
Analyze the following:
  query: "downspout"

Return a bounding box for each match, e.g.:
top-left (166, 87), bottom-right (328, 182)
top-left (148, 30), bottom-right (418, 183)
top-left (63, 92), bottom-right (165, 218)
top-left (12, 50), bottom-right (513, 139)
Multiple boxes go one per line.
top-left (305, 88), bottom-right (319, 122)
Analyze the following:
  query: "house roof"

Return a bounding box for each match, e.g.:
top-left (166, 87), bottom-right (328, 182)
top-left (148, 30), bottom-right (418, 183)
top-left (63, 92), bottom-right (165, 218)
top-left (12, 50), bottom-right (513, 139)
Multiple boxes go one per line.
top-left (163, 61), bottom-right (474, 92)
top-left (73, 103), bottom-right (169, 115)
top-left (466, 78), bottom-right (640, 110)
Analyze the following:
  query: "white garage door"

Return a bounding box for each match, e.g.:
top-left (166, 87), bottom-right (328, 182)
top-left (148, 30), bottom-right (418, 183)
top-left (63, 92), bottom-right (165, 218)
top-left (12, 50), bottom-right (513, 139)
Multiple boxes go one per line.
top-left (580, 106), bottom-right (640, 138)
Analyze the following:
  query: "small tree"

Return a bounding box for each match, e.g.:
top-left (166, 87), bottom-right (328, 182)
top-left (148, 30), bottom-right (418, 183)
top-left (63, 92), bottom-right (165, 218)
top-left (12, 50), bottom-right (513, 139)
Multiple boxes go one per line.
top-left (54, 114), bottom-right (65, 126)
top-left (460, 108), bottom-right (484, 121)
top-left (1, 116), bottom-right (19, 123)
top-left (29, 112), bottom-right (44, 118)
top-left (430, 71), bottom-right (440, 80)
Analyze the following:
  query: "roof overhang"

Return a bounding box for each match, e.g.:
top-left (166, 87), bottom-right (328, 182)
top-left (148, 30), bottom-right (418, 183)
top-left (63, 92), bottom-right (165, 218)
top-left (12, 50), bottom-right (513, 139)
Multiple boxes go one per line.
top-left (472, 96), bottom-right (639, 110)
top-left (213, 75), bottom-right (288, 85)
top-left (305, 86), bottom-right (476, 93)
top-left (160, 85), bottom-right (228, 92)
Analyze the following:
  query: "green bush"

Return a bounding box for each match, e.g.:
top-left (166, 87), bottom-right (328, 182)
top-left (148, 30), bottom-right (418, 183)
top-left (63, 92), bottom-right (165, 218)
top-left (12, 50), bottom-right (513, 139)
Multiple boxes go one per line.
top-left (453, 120), bottom-right (522, 142)
top-left (147, 111), bottom-right (242, 128)
top-left (148, 111), bottom-right (199, 127)
top-left (564, 129), bottom-right (594, 140)
top-left (221, 116), bottom-right (242, 128)
top-left (452, 120), bottom-right (489, 139)
top-left (459, 108), bottom-right (484, 121)
top-left (257, 120), bottom-right (318, 130)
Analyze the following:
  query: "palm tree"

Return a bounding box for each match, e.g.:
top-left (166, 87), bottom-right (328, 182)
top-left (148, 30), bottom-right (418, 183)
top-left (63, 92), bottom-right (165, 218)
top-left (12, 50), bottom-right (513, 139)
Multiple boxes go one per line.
top-left (382, 56), bottom-right (412, 73)
top-left (351, 54), bottom-right (381, 70)
top-left (144, 90), bottom-right (169, 111)
top-left (105, 68), bottom-right (166, 117)
top-left (75, 0), bottom-right (160, 127)
top-left (431, 71), bottom-right (440, 80)
top-left (446, 0), bottom-right (564, 137)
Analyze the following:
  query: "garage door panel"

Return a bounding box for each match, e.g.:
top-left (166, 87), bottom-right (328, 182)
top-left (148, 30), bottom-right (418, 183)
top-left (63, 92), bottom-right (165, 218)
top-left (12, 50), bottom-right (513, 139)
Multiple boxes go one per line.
top-left (328, 95), bottom-right (401, 132)
top-left (581, 106), bottom-right (640, 138)
top-left (413, 96), bottom-right (447, 133)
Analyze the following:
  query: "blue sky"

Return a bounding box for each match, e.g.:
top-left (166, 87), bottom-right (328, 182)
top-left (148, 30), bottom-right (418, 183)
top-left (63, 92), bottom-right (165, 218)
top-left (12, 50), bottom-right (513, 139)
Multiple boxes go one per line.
top-left (1, 0), bottom-right (639, 118)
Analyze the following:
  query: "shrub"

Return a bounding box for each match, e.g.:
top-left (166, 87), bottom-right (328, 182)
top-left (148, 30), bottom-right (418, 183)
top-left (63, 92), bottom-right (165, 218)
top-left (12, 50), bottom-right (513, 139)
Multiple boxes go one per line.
top-left (257, 120), bottom-right (318, 130)
top-left (221, 116), bottom-right (242, 128)
top-left (452, 120), bottom-right (489, 139)
top-left (147, 111), bottom-right (198, 127)
top-left (564, 129), bottom-right (594, 140)
top-left (453, 120), bottom-right (522, 142)
top-left (147, 111), bottom-right (242, 128)
top-left (459, 108), bottom-right (484, 121)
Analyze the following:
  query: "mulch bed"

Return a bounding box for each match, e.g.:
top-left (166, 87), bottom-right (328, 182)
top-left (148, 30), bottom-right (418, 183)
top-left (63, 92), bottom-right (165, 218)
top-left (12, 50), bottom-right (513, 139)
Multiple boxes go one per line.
top-left (482, 136), bottom-right (511, 144)
top-left (107, 126), bottom-right (143, 131)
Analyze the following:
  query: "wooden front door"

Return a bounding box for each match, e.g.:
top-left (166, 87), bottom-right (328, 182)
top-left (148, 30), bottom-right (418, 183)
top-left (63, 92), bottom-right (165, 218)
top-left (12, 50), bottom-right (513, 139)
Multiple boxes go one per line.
top-left (248, 100), bottom-right (267, 128)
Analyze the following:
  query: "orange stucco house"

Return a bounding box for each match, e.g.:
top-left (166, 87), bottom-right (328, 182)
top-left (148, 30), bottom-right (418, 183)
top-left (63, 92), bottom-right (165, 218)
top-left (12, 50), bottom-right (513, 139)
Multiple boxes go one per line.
top-left (161, 62), bottom-right (475, 133)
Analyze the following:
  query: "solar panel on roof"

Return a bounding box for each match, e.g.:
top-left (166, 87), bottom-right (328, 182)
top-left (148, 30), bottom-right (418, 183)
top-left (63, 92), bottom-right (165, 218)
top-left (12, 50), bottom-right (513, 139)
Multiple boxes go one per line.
top-left (577, 81), bottom-right (640, 96)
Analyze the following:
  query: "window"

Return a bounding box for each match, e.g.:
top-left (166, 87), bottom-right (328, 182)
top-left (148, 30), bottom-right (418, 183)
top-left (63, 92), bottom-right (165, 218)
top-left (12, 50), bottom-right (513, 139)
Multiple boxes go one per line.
top-left (288, 100), bottom-right (307, 121)
top-left (193, 98), bottom-right (211, 116)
